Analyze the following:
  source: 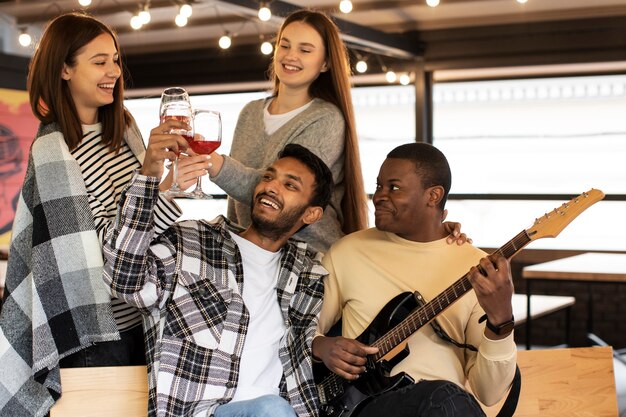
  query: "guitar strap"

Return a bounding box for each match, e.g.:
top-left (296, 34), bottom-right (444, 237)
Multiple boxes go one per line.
top-left (428, 318), bottom-right (521, 417)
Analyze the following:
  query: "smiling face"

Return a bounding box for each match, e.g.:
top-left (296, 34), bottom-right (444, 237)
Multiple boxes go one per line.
top-left (273, 21), bottom-right (328, 95)
top-left (373, 158), bottom-right (434, 241)
top-left (61, 33), bottom-right (121, 124)
top-left (250, 156), bottom-right (320, 240)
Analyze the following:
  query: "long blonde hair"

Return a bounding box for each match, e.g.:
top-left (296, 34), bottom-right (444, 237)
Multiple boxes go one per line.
top-left (269, 10), bottom-right (368, 234)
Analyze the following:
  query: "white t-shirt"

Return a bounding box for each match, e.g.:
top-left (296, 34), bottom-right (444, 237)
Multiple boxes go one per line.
top-left (264, 98), bottom-right (314, 135)
top-left (230, 232), bottom-right (286, 402)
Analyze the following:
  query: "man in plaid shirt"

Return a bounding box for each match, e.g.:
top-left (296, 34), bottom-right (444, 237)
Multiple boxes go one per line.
top-left (103, 143), bottom-right (333, 417)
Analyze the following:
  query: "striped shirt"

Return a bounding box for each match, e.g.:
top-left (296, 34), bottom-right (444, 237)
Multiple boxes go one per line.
top-left (72, 123), bottom-right (180, 331)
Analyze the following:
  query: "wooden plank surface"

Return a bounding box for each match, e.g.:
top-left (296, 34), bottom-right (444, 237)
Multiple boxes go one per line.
top-left (50, 347), bottom-right (618, 417)
top-left (50, 365), bottom-right (148, 417)
top-left (523, 253), bottom-right (626, 282)
top-left (482, 346), bottom-right (619, 417)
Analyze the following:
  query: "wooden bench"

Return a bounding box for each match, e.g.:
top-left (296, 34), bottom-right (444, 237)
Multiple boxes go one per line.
top-left (481, 346), bottom-right (619, 417)
top-left (51, 347), bottom-right (618, 417)
top-left (50, 365), bottom-right (148, 417)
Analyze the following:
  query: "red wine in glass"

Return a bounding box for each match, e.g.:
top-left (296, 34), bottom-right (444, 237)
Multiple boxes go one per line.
top-left (185, 138), bottom-right (221, 155)
top-left (187, 109), bottom-right (222, 199)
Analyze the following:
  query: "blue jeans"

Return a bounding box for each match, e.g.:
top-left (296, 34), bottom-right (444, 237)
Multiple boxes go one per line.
top-left (214, 395), bottom-right (296, 417)
top-left (357, 380), bottom-right (486, 417)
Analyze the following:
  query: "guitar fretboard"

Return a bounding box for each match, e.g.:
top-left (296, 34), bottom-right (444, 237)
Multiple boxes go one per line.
top-left (371, 229), bottom-right (531, 360)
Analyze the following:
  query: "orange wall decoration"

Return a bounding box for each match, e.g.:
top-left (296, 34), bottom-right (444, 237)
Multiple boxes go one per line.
top-left (0, 88), bottom-right (39, 247)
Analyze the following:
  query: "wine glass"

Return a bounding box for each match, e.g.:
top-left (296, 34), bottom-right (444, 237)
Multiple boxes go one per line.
top-left (187, 109), bottom-right (222, 199)
top-left (159, 87), bottom-right (192, 198)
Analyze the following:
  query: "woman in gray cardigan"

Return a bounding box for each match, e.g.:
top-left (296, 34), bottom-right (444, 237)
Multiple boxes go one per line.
top-left (209, 10), bottom-right (368, 253)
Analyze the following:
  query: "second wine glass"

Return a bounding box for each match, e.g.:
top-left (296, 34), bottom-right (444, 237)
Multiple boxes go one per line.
top-left (187, 109), bottom-right (222, 199)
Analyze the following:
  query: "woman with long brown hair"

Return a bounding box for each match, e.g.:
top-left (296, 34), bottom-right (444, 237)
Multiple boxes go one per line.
top-left (208, 9), bottom-right (368, 253)
top-left (0, 12), bottom-right (205, 415)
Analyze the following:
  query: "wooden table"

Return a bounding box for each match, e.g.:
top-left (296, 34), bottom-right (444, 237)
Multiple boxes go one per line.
top-left (522, 252), bottom-right (626, 353)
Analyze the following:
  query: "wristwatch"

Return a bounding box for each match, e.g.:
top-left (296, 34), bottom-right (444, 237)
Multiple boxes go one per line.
top-left (485, 316), bottom-right (515, 335)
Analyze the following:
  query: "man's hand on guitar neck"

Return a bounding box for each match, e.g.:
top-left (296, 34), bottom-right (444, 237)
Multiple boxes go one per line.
top-left (312, 336), bottom-right (379, 381)
top-left (468, 254), bottom-right (515, 340)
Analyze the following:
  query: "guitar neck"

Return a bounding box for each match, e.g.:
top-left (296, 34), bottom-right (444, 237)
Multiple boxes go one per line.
top-left (372, 229), bottom-right (532, 360)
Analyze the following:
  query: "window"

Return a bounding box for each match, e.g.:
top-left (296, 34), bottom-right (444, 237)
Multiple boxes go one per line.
top-left (125, 76), bottom-right (624, 251)
top-left (432, 75), bottom-right (626, 250)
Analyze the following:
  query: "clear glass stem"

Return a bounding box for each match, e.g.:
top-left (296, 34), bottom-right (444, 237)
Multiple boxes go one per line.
top-left (169, 157), bottom-right (182, 192)
top-left (190, 175), bottom-right (212, 199)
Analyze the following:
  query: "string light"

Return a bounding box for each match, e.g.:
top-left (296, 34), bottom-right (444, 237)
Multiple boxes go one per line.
top-left (78, 0), bottom-right (92, 6)
top-left (180, 3), bottom-right (193, 18)
top-left (339, 0), bottom-right (353, 13)
top-left (258, 2), bottom-right (271, 22)
top-left (516, 0), bottom-right (528, 3)
top-left (18, 28), bottom-right (32, 47)
top-left (175, 13), bottom-right (188, 27)
top-left (219, 32), bottom-right (232, 49)
top-left (138, 4), bottom-right (151, 25)
top-left (385, 70), bottom-right (397, 83)
top-left (261, 40), bottom-right (273, 55)
top-left (355, 59), bottom-right (367, 73)
top-left (399, 73), bottom-right (411, 85)
top-left (426, 0), bottom-right (440, 7)
top-left (130, 15), bottom-right (143, 30)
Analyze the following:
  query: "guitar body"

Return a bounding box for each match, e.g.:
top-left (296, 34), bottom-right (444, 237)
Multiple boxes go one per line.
top-left (316, 292), bottom-right (419, 417)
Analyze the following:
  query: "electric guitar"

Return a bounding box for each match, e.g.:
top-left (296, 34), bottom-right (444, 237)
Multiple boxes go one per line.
top-left (315, 189), bottom-right (605, 417)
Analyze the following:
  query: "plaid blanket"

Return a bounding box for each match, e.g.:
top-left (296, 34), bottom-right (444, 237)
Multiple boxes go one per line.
top-left (0, 122), bottom-right (145, 416)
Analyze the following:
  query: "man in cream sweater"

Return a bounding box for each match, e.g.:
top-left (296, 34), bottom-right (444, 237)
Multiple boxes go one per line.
top-left (313, 143), bottom-right (516, 417)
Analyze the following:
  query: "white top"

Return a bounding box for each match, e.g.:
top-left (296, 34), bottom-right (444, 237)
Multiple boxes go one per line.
top-left (230, 232), bottom-right (286, 402)
top-left (263, 98), bottom-right (314, 135)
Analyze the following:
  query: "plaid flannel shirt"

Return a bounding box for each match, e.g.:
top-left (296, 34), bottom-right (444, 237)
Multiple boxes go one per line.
top-left (103, 173), bottom-right (325, 417)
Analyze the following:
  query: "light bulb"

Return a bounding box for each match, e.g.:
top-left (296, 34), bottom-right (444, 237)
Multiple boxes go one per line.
top-left (516, 0), bottom-right (528, 3)
top-left (180, 4), bottom-right (193, 18)
top-left (78, 0), bottom-right (92, 6)
top-left (175, 14), bottom-right (188, 27)
top-left (385, 70), bottom-right (397, 83)
top-left (261, 41), bottom-right (273, 55)
top-left (138, 9), bottom-right (151, 25)
top-left (355, 60), bottom-right (367, 73)
top-left (219, 34), bottom-right (232, 49)
top-left (426, 0), bottom-right (440, 7)
top-left (399, 74), bottom-right (411, 85)
top-left (130, 15), bottom-right (143, 30)
top-left (18, 32), bottom-right (32, 47)
top-left (339, 0), bottom-right (353, 13)
top-left (258, 5), bottom-right (271, 22)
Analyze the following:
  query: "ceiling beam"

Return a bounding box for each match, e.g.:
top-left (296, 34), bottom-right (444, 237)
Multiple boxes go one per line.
top-left (14, 0), bottom-right (176, 24)
top-left (217, 0), bottom-right (422, 59)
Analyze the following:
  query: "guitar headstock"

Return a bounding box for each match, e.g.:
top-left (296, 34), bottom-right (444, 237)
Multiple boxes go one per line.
top-left (526, 189), bottom-right (604, 241)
